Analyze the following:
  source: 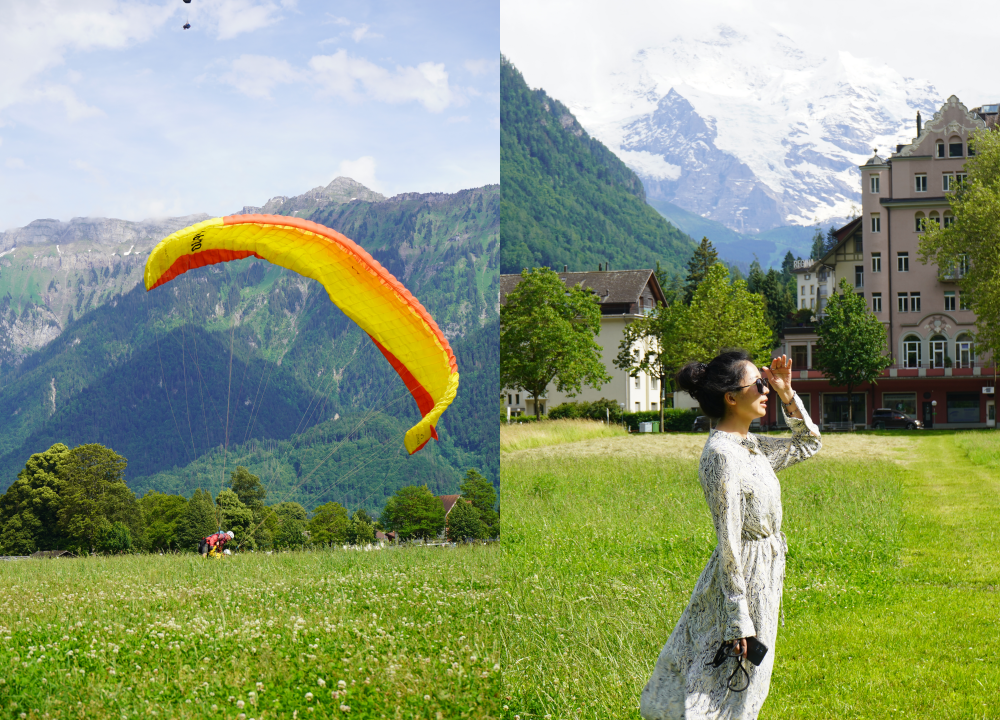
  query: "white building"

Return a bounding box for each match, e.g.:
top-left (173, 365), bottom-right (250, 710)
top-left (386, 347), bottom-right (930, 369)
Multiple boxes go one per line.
top-left (500, 269), bottom-right (670, 416)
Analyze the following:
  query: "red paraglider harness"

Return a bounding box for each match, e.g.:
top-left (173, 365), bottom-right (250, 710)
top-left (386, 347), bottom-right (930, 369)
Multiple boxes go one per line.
top-left (199, 531), bottom-right (230, 558)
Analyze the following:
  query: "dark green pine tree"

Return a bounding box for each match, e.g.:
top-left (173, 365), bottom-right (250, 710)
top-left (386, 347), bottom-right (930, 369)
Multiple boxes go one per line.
top-left (683, 238), bottom-right (720, 303)
top-left (176, 488), bottom-right (218, 552)
top-left (810, 228), bottom-right (826, 261)
top-left (781, 251), bottom-right (796, 276)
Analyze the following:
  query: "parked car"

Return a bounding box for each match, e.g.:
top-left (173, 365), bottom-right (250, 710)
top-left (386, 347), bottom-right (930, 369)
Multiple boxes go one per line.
top-left (871, 408), bottom-right (923, 430)
top-left (693, 416), bottom-right (711, 432)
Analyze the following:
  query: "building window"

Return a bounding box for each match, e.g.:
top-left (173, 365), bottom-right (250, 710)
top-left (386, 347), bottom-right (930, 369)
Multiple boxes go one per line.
top-left (871, 252), bottom-right (881, 272)
top-left (800, 285), bottom-right (804, 296)
top-left (936, 141), bottom-right (945, 158)
top-left (898, 293), bottom-right (909, 312)
top-left (791, 345), bottom-right (808, 368)
top-left (956, 334), bottom-right (975, 367)
top-left (943, 173), bottom-right (954, 192)
top-left (902, 335), bottom-right (921, 368)
top-left (898, 252), bottom-right (909, 272)
top-left (883, 392), bottom-right (917, 415)
top-left (515, 393), bottom-right (520, 404)
top-left (943, 211), bottom-right (955, 228)
top-left (855, 265), bottom-right (864, 288)
top-left (911, 292), bottom-right (921, 312)
top-left (810, 297), bottom-right (815, 309)
top-left (928, 211), bottom-right (940, 227)
top-left (959, 291), bottom-right (971, 311)
top-left (651, 376), bottom-right (657, 390)
top-left (949, 141), bottom-right (964, 158)
top-left (634, 374), bottom-right (641, 389)
top-left (805, 273), bottom-right (811, 280)
top-left (872, 292), bottom-right (882, 313)
top-left (870, 213), bottom-right (880, 233)
top-left (944, 291), bottom-right (956, 311)
top-left (947, 392), bottom-right (980, 422)
top-left (651, 402), bottom-right (657, 410)
top-left (854, 236), bottom-right (863, 253)
top-left (508, 394), bottom-right (512, 405)
top-left (914, 212), bottom-right (925, 232)
top-left (968, 141), bottom-right (976, 157)
top-left (914, 174), bottom-right (927, 192)
top-left (956, 173), bottom-right (968, 185)
top-left (930, 336), bottom-right (947, 368)
top-left (870, 175), bottom-right (880, 193)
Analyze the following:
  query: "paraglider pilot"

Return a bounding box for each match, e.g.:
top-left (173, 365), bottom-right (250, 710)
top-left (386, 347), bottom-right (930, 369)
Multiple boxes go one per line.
top-left (200, 530), bottom-right (234, 557)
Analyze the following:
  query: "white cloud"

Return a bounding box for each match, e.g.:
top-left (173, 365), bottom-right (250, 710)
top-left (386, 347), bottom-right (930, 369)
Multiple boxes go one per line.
top-left (309, 50), bottom-right (455, 112)
top-left (210, 0), bottom-right (285, 40)
top-left (221, 54), bottom-right (302, 99)
top-left (0, 1), bottom-right (172, 119)
top-left (463, 58), bottom-right (493, 76)
top-left (337, 156), bottom-right (379, 190)
top-left (28, 85), bottom-right (105, 120)
top-left (5, 158), bottom-right (26, 170)
top-left (326, 15), bottom-right (351, 26)
top-left (350, 24), bottom-right (382, 42)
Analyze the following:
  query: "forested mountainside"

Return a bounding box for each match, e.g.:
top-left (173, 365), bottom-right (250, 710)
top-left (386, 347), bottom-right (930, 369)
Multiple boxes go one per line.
top-left (500, 56), bottom-right (695, 275)
top-left (0, 181), bottom-right (498, 513)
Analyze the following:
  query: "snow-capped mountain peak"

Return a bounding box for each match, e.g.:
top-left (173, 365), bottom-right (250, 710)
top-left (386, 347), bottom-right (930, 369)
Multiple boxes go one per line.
top-left (570, 24), bottom-right (944, 233)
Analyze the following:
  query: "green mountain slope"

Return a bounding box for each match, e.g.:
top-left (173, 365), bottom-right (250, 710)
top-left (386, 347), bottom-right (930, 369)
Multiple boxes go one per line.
top-left (500, 56), bottom-right (695, 274)
top-left (0, 185), bottom-right (499, 510)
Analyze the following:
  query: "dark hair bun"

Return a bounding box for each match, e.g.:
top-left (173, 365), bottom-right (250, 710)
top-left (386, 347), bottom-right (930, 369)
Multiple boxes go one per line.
top-left (674, 349), bottom-right (753, 419)
top-left (675, 361), bottom-right (707, 401)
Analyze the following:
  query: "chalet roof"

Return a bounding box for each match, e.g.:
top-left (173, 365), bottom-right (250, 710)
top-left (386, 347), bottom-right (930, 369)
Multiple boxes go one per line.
top-left (500, 269), bottom-right (664, 306)
top-left (818, 216), bottom-right (863, 265)
top-left (439, 495), bottom-right (461, 516)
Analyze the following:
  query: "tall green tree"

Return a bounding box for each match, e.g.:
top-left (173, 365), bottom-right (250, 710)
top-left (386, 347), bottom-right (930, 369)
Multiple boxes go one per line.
top-left (228, 466), bottom-right (266, 513)
top-left (813, 278), bottom-right (892, 428)
top-left (500, 267), bottom-right (610, 418)
top-left (686, 263), bottom-right (772, 365)
top-left (683, 238), bottom-right (720, 303)
top-left (781, 251), bottom-right (796, 276)
top-left (216, 489), bottom-right (255, 547)
top-left (748, 264), bottom-right (796, 346)
top-left (380, 485), bottom-right (446, 541)
top-left (0, 443), bottom-right (71, 554)
top-left (459, 469), bottom-right (499, 538)
top-left (919, 127), bottom-right (1000, 360)
top-left (446, 498), bottom-right (485, 542)
top-left (614, 301), bottom-right (691, 431)
top-left (272, 502), bottom-right (308, 549)
top-left (809, 228), bottom-right (825, 261)
top-left (57, 444), bottom-right (143, 554)
top-left (139, 491), bottom-right (188, 552)
top-left (308, 501), bottom-right (352, 545)
top-left (348, 509), bottom-right (375, 545)
top-left (177, 488), bottom-right (217, 552)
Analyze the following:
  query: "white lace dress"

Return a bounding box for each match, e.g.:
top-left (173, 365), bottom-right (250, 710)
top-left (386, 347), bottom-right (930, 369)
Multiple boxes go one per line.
top-left (640, 395), bottom-right (821, 720)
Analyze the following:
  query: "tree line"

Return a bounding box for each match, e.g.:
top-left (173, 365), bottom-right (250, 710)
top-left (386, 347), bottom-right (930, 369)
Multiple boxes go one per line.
top-left (0, 442), bottom-right (499, 555)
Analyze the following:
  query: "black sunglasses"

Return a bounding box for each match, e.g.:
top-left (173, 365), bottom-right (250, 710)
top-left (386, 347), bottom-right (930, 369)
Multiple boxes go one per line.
top-left (735, 378), bottom-right (770, 395)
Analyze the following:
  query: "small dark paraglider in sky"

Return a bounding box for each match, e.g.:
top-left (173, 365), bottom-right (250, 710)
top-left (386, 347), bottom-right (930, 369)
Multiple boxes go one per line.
top-left (183, 0), bottom-right (191, 29)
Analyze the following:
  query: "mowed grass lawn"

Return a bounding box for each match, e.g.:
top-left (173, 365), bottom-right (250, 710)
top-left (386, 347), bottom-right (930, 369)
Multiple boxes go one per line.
top-left (500, 422), bottom-right (1000, 719)
top-left (0, 547), bottom-right (501, 719)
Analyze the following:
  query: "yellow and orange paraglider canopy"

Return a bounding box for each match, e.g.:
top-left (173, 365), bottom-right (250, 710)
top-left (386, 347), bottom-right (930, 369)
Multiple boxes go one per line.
top-left (144, 214), bottom-right (459, 454)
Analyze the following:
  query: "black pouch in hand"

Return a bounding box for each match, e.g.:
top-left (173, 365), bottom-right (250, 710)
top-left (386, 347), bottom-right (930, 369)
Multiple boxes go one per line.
top-left (708, 637), bottom-right (769, 668)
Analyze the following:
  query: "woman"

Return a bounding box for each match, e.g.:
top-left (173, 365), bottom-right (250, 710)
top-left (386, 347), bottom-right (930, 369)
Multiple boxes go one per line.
top-left (199, 530), bottom-right (234, 558)
top-left (640, 350), bottom-right (821, 720)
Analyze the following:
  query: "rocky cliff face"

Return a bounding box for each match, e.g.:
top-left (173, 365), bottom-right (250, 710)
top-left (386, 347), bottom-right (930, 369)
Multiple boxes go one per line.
top-left (568, 24), bottom-right (943, 233)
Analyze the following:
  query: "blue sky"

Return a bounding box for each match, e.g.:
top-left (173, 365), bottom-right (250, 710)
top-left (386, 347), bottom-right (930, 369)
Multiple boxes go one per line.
top-left (0, 0), bottom-right (499, 230)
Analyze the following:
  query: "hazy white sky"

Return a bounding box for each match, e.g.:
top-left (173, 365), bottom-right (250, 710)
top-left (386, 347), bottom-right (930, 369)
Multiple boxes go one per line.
top-left (0, 0), bottom-right (499, 230)
top-left (502, 0), bottom-right (999, 120)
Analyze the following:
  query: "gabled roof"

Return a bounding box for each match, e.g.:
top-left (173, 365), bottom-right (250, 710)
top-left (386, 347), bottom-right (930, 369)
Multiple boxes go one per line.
top-left (30, 550), bottom-right (75, 559)
top-left (439, 495), bottom-right (461, 516)
top-left (500, 269), bottom-right (664, 306)
top-left (819, 216), bottom-right (863, 265)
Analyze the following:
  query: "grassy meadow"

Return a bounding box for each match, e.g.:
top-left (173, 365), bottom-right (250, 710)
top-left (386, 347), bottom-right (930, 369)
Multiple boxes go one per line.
top-left (0, 547), bottom-right (501, 720)
top-left (500, 423), bottom-right (1000, 719)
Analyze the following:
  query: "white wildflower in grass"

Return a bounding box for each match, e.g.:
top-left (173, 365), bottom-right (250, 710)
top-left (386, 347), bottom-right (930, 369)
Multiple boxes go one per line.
top-left (424, 695), bottom-right (431, 701)
top-left (317, 678), bottom-right (326, 687)
top-left (337, 680), bottom-right (347, 689)
top-left (237, 700), bottom-right (245, 710)
top-left (339, 705), bottom-right (350, 712)
top-left (305, 692), bottom-right (314, 702)
top-left (256, 682), bottom-right (264, 692)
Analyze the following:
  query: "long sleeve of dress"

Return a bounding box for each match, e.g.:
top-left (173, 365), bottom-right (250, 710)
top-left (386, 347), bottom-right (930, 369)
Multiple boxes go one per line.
top-left (755, 393), bottom-right (822, 472)
top-left (700, 449), bottom-right (756, 641)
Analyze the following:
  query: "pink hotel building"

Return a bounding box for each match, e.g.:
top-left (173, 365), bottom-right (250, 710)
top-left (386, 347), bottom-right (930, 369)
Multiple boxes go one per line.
top-left (779, 96), bottom-right (1000, 429)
